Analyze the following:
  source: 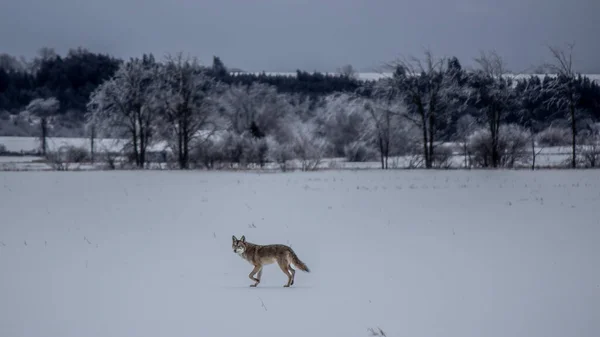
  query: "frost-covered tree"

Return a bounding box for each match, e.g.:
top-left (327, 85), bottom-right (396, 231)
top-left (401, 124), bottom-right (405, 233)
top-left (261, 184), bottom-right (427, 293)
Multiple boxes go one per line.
top-left (26, 97), bottom-right (59, 156)
top-left (156, 54), bottom-right (217, 169)
top-left (87, 55), bottom-right (161, 168)
top-left (542, 43), bottom-right (582, 168)
top-left (314, 93), bottom-right (374, 159)
top-left (266, 135), bottom-right (295, 171)
top-left (215, 82), bottom-right (300, 165)
top-left (463, 51), bottom-right (519, 168)
top-left (217, 82), bottom-right (291, 139)
top-left (289, 117), bottom-right (331, 171)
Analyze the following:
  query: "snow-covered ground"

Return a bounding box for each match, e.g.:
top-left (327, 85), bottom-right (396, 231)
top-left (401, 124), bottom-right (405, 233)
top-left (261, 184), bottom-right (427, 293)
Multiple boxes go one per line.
top-left (1, 170), bottom-right (599, 337)
top-left (0, 136), bottom-right (168, 154)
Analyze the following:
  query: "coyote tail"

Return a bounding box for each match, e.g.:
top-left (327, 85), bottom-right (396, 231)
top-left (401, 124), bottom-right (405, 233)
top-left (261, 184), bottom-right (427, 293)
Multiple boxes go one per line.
top-left (290, 250), bottom-right (310, 272)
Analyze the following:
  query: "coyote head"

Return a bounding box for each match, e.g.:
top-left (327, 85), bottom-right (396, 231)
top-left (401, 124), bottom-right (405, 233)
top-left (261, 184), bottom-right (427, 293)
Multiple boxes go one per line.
top-left (232, 235), bottom-right (247, 254)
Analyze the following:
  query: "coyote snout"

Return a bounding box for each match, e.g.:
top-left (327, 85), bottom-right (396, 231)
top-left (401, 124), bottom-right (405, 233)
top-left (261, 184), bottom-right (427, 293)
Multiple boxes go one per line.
top-left (232, 235), bottom-right (310, 287)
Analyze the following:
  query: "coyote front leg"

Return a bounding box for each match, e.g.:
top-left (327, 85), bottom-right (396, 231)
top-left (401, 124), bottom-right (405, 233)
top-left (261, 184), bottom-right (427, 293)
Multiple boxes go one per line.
top-left (249, 265), bottom-right (262, 287)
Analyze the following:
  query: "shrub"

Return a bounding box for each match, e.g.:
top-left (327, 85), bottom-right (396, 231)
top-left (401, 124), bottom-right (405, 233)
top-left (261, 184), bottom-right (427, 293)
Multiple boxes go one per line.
top-left (536, 126), bottom-right (570, 147)
top-left (290, 122), bottom-right (331, 171)
top-left (578, 125), bottom-right (600, 168)
top-left (468, 124), bottom-right (531, 168)
top-left (343, 140), bottom-right (376, 162)
top-left (432, 145), bottom-right (454, 169)
top-left (266, 137), bottom-right (295, 171)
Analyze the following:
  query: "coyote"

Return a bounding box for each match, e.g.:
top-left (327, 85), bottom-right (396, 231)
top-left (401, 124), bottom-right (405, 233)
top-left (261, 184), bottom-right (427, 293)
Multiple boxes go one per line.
top-left (232, 235), bottom-right (310, 287)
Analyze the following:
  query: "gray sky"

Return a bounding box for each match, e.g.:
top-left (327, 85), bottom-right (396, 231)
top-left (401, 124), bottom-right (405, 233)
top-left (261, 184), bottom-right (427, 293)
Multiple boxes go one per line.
top-left (1, 0), bottom-right (598, 73)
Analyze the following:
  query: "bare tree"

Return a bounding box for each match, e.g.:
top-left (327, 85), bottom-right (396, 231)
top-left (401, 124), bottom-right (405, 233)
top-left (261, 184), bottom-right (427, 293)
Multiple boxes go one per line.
top-left (157, 53), bottom-right (218, 169)
top-left (87, 55), bottom-right (161, 168)
top-left (26, 97), bottom-right (59, 157)
top-left (358, 83), bottom-right (407, 169)
top-left (384, 51), bottom-right (463, 168)
top-left (542, 43), bottom-right (581, 168)
top-left (516, 76), bottom-right (546, 170)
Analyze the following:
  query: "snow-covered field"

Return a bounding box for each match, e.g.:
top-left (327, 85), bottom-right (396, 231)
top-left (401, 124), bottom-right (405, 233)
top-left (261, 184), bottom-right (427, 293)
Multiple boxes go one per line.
top-left (1, 170), bottom-right (599, 337)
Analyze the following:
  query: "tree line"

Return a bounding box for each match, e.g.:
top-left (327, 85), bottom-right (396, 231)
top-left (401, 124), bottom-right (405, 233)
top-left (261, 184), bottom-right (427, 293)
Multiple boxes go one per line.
top-left (1, 45), bottom-right (600, 169)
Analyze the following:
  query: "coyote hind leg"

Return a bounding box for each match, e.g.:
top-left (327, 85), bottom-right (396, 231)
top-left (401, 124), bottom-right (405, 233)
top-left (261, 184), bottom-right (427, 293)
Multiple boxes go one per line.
top-left (278, 260), bottom-right (293, 287)
top-left (288, 265), bottom-right (296, 285)
top-left (249, 265), bottom-right (262, 287)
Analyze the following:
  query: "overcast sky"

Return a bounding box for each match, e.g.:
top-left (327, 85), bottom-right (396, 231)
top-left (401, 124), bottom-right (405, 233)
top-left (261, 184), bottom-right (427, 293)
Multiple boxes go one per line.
top-left (1, 0), bottom-right (598, 73)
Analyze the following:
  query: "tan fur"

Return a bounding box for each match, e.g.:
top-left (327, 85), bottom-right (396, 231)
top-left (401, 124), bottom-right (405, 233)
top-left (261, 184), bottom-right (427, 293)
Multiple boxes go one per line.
top-left (232, 235), bottom-right (310, 287)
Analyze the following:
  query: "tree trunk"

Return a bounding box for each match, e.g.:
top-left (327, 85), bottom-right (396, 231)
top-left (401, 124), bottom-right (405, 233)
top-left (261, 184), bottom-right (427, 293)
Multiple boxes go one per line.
top-left (137, 112), bottom-right (147, 169)
top-left (426, 97), bottom-right (437, 169)
top-left (491, 141), bottom-right (499, 168)
top-left (384, 136), bottom-right (389, 169)
top-left (570, 103), bottom-right (576, 168)
top-left (531, 137), bottom-right (536, 171)
top-left (183, 132), bottom-right (189, 169)
top-left (182, 117), bottom-right (190, 169)
top-left (132, 131), bottom-right (140, 167)
top-left (427, 114), bottom-right (435, 169)
top-left (378, 136), bottom-right (385, 170)
top-left (139, 133), bottom-right (146, 168)
top-left (139, 127), bottom-right (145, 168)
top-left (177, 122), bottom-right (185, 169)
top-left (463, 142), bottom-right (469, 169)
top-left (421, 120), bottom-right (429, 168)
top-left (490, 110), bottom-right (500, 168)
top-left (40, 117), bottom-right (48, 157)
top-left (90, 126), bottom-right (95, 164)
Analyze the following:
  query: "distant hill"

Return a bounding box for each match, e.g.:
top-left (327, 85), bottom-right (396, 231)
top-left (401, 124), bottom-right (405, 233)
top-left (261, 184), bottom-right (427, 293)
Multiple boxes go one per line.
top-left (230, 71), bottom-right (600, 82)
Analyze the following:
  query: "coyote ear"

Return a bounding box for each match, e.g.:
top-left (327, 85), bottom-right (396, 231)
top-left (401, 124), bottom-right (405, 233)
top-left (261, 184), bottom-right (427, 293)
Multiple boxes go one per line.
top-left (232, 235), bottom-right (237, 242)
top-left (240, 235), bottom-right (246, 242)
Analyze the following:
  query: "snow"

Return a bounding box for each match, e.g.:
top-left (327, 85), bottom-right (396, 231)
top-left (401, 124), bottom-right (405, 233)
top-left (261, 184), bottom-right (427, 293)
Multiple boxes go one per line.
top-left (1, 170), bottom-right (599, 337)
top-left (0, 136), bottom-right (168, 154)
